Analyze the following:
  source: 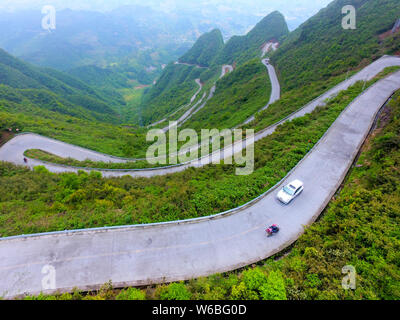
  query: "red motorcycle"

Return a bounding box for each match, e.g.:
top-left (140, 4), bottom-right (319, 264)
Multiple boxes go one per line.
top-left (266, 224), bottom-right (280, 237)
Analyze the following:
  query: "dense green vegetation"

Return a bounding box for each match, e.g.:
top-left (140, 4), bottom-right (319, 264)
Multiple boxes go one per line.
top-left (214, 11), bottom-right (289, 66)
top-left (140, 0), bottom-right (400, 133)
top-left (67, 65), bottom-right (131, 110)
top-left (68, 65), bottom-right (131, 90)
top-left (23, 86), bottom-right (400, 301)
top-left (1, 2), bottom-right (398, 160)
top-left (118, 87), bottom-right (147, 125)
top-left (179, 29), bottom-right (224, 67)
top-left (272, 0), bottom-right (400, 92)
top-left (23, 149), bottom-right (162, 170)
top-left (0, 49), bottom-right (122, 121)
top-left (0, 84), bottom-right (117, 123)
top-left (0, 76), bottom-right (384, 237)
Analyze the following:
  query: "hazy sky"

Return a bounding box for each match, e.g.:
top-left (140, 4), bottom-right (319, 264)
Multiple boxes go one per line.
top-left (0, 0), bottom-right (333, 29)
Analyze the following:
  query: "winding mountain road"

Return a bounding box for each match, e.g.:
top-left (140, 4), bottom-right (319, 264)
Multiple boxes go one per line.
top-left (161, 80), bottom-right (207, 132)
top-left (2, 56), bottom-right (400, 178)
top-left (147, 78), bottom-right (203, 128)
top-left (241, 58), bottom-right (281, 125)
top-left (1, 69), bottom-right (399, 298)
top-left (164, 63), bottom-right (234, 131)
top-left (167, 62), bottom-right (234, 130)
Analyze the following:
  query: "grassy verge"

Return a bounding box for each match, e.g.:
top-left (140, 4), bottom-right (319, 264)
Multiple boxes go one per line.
top-left (22, 87), bottom-right (400, 301)
top-left (23, 149), bottom-right (164, 170)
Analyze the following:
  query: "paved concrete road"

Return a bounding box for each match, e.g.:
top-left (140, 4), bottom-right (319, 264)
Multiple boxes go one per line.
top-left (1, 70), bottom-right (399, 298)
top-left (1, 56), bottom-right (399, 178)
top-left (242, 59), bottom-right (281, 125)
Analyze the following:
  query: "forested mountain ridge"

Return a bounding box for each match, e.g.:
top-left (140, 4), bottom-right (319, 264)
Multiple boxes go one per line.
top-left (213, 11), bottom-right (289, 66)
top-left (179, 29), bottom-right (225, 67)
top-left (67, 65), bottom-right (132, 90)
top-left (271, 0), bottom-right (400, 91)
top-left (139, 11), bottom-right (289, 125)
top-left (0, 48), bottom-right (122, 122)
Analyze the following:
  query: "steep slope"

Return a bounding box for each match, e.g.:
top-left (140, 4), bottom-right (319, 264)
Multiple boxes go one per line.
top-left (214, 11), bottom-right (289, 66)
top-left (67, 65), bottom-right (131, 109)
top-left (0, 48), bottom-right (120, 121)
top-left (67, 65), bottom-right (131, 90)
top-left (272, 0), bottom-right (400, 91)
top-left (179, 29), bottom-right (224, 67)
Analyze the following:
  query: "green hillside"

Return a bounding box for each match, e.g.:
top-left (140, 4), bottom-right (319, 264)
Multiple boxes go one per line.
top-left (68, 65), bottom-right (131, 90)
top-left (0, 48), bottom-right (121, 122)
top-left (139, 11), bottom-right (289, 126)
top-left (138, 29), bottom-right (227, 125)
top-left (0, 47), bottom-right (156, 158)
top-left (272, 0), bottom-right (400, 91)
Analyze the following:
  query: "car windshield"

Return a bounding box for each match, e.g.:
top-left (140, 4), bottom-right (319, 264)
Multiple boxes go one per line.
top-left (283, 185), bottom-right (296, 196)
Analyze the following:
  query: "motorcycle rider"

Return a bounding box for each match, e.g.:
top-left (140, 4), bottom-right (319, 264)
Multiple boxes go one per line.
top-left (266, 224), bottom-right (279, 235)
top-left (271, 224), bottom-right (279, 233)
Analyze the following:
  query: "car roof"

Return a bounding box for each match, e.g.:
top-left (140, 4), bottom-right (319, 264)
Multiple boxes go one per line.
top-left (289, 179), bottom-right (303, 189)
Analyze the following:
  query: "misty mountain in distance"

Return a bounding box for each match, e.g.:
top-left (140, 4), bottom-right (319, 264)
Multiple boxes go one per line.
top-left (0, 7), bottom-right (195, 74)
top-left (1, 0), bottom-right (333, 31)
top-left (0, 4), bottom-right (261, 84)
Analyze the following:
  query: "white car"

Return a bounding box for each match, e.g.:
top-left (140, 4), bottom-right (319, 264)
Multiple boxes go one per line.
top-left (277, 179), bottom-right (304, 204)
